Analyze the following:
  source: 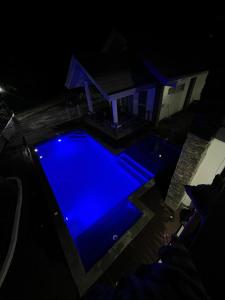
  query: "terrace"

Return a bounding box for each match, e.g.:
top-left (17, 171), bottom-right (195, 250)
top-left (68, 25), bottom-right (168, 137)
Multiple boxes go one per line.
top-left (0, 105), bottom-right (182, 299)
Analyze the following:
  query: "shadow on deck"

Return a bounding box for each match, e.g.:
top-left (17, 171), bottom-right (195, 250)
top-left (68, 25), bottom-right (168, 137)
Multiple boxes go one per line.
top-left (85, 113), bottom-right (149, 140)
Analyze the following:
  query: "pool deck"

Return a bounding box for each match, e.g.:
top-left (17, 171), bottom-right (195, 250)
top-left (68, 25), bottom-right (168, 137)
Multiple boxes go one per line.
top-left (0, 114), bottom-right (183, 299)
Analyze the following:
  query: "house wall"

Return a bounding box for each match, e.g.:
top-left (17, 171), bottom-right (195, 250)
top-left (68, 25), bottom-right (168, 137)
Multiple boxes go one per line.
top-left (159, 79), bottom-right (190, 121)
top-left (182, 134), bottom-right (225, 206)
top-left (158, 71), bottom-right (208, 121)
top-left (191, 71), bottom-right (208, 102)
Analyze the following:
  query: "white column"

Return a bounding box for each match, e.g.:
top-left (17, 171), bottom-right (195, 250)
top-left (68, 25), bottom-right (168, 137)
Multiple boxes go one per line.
top-left (112, 98), bottom-right (118, 125)
top-left (84, 81), bottom-right (94, 113)
top-left (133, 92), bottom-right (139, 115)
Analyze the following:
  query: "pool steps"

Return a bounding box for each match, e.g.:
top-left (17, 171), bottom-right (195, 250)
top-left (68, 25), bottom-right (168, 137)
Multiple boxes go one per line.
top-left (117, 153), bottom-right (153, 184)
top-left (68, 133), bottom-right (153, 184)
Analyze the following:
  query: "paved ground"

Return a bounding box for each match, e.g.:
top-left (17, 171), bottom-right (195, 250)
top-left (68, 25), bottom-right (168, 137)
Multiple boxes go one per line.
top-left (97, 187), bottom-right (180, 287)
top-left (0, 146), bottom-right (79, 300)
top-left (0, 104), bottom-right (185, 299)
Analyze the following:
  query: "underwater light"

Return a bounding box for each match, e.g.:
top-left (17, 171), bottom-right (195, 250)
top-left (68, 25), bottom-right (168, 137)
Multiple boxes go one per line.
top-left (113, 234), bottom-right (118, 241)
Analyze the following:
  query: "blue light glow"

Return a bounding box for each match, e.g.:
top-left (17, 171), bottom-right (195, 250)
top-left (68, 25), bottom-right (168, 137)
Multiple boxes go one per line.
top-left (143, 59), bottom-right (176, 87)
top-left (58, 139), bottom-right (62, 142)
top-left (35, 130), bottom-right (153, 270)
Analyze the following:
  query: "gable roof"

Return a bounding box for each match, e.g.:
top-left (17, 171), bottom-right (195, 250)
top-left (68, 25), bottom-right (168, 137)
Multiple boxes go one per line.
top-left (67, 51), bottom-right (156, 95)
top-left (66, 32), bottom-right (209, 94)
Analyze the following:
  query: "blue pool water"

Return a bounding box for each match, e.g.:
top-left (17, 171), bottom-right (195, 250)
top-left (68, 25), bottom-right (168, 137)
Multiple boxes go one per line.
top-left (35, 130), bottom-right (153, 271)
top-left (124, 134), bottom-right (181, 175)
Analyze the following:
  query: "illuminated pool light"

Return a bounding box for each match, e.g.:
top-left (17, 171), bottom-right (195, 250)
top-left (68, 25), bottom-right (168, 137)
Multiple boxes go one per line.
top-left (112, 234), bottom-right (118, 241)
top-left (58, 139), bottom-right (62, 142)
top-left (34, 148), bottom-right (38, 152)
top-left (159, 154), bottom-right (162, 158)
top-left (39, 155), bottom-right (43, 159)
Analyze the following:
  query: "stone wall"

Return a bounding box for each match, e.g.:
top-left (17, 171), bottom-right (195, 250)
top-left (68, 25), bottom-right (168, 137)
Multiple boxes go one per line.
top-left (165, 133), bottom-right (210, 210)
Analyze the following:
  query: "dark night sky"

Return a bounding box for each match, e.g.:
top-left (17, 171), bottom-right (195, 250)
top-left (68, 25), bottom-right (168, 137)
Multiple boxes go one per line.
top-left (0, 19), bottom-right (111, 100)
top-left (0, 12), bottom-right (224, 110)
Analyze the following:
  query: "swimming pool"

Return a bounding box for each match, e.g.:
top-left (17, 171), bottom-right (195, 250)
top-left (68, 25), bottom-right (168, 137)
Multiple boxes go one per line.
top-left (33, 130), bottom-right (154, 294)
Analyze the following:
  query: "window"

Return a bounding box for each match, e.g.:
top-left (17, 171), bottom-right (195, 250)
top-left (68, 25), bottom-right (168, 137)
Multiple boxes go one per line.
top-left (168, 84), bottom-right (185, 95)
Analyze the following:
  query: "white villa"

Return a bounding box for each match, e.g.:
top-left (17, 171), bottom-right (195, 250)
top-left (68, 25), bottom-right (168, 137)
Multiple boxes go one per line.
top-left (65, 33), bottom-right (208, 138)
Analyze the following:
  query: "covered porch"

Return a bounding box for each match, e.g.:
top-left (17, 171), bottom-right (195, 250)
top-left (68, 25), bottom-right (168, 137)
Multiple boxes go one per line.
top-left (83, 82), bottom-right (156, 139)
top-left (65, 55), bottom-right (156, 139)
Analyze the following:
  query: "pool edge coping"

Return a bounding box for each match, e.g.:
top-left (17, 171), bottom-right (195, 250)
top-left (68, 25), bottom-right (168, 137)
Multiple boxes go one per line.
top-left (76, 178), bottom-right (155, 296)
top-left (26, 131), bottom-right (156, 297)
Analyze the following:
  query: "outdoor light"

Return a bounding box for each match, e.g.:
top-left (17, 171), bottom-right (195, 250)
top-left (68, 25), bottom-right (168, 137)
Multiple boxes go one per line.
top-left (0, 86), bottom-right (4, 93)
top-left (113, 234), bottom-right (118, 241)
top-left (34, 148), bottom-right (38, 152)
top-left (58, 139), bottom-right (62, 142)
top-left (159, 154), bottom-right (162, 158)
